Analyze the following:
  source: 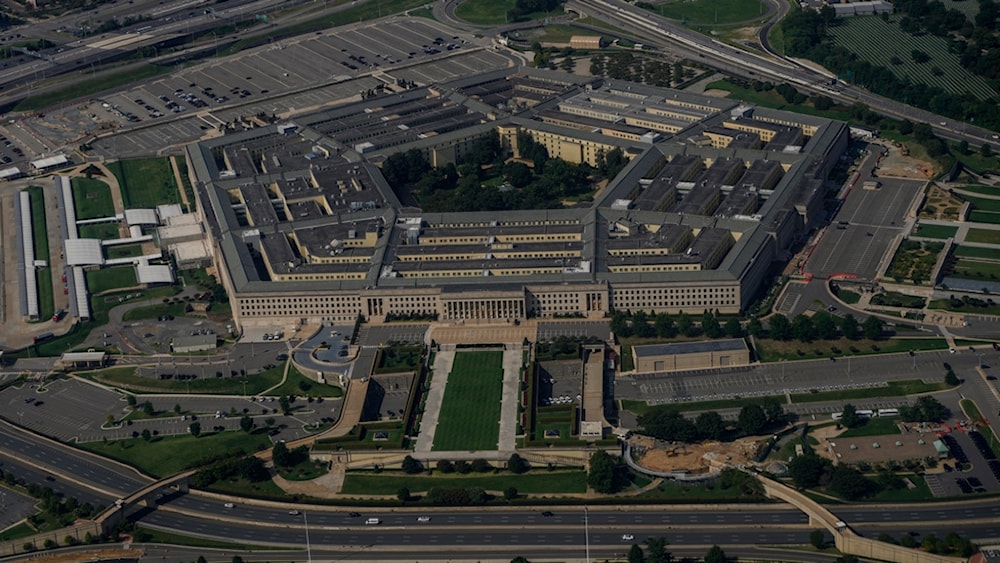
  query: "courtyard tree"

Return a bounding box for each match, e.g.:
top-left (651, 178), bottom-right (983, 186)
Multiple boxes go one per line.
top-left (587, 450), bottom-right (619, 494)
top-left (695, 411), bottom-right (726, 441)
top-left (737, 404), bottom-right (768, 435)
top-left (402, 455), bottom-right (423, 474)
top-left (862, 315), bottom-right (885, 340)
top-left (507, 453), bottom-right (529, 474)
top-left (768, 314), bottom-right (792, 340)
top-left (839, 313), bottom-right (860, 340)
top-left (789, 452), bottom-right (832, 488)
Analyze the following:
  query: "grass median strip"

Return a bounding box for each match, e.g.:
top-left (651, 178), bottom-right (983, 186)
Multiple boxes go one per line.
top-left (340, 470), bottom-right (587, 495)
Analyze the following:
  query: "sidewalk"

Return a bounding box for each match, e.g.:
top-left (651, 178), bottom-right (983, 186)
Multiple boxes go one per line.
top-left (413, 350), bottom-right (455, 453)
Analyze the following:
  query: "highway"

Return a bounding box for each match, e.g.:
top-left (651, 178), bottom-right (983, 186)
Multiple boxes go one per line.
top-left (568, 0), bottom-right (999, 145)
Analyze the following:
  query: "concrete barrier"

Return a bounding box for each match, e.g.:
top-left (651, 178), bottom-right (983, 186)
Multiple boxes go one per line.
top-left (0, 521), bottom-right (102, 557)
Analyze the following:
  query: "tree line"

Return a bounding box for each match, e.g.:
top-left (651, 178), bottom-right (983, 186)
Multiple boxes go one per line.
top-left (638, 397), bottom-right (786, 443)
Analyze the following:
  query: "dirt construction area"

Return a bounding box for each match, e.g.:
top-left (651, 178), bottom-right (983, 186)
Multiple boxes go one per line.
top-left (629, 434), bottom-right (764, 476)
top-left (874, 140), bottom-right (937, 179)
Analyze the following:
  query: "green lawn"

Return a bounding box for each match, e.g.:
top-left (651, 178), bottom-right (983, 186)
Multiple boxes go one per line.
top-left (969, 210), bottom-right (1000, 224)
top-left (106, 244), bottom-right (144, 260)
top-left (951, 258), bottom-right (1000, 279)
top-left (929, 298), bottom-right (1000, 315)
top-left (957, 185), bottom-right (1000, 196)
top-left (433, 351), bottom-right (504, 451)
top-left (340, 470), bottom-right (587, 495)
top-left (85, 364), bottom-right (287, 395)
top-left (0, 522), bottom-right (35, 542)
top-left (71, 178), bottom-right (116, 220)
top-left (964, 228), bottom-right (1000, 245)
top-left (16, 64), bottom-right (171, 112)
top-left (963, 194), bottom-right (1000, 213)
top-left (106, 158), bottom-right (181, 209)
top-left (954, 245), bottom-right (1000, 259)
top-left (755, 337), bottom-right (948, 362)
top-left (78, 222), bottom-right (121, 240)
top-left (26, 186), bottom-right (50, 261)
top-left (836, 416), bottom-right (902, 438)
top-left (645, 0), bottom-right (767, 24)
top-left (276, 458), bottom-right (330, 481)
top-left (913, 223), bottom-right (958, 239)
top-left (269, 365), bottom-right (344, 398)
top-left (174, 155), bottom-right (196, 212)
top-left (36, 268), bottom-right (54, 322)
top-left (455, 0), bottom-right (515, 24)
top-left (86, 266), bottom-right (137, 294)
top-left (79, 431), bottom-right (272, 477)
top-left (870, 291), bottom-right (927, 309)
top-left (835, 288), bottom-right (862, 304)
top-left (704, 79), bottom-right (854, 121)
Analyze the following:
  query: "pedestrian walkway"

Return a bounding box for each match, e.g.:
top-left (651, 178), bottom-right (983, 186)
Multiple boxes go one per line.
top-left (413, 350), bottom-right (455, 453)
top-left (497, 347), bottom-right (522, 452)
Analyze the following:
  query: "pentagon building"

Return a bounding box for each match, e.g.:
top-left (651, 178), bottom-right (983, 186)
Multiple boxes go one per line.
top-left (187, 68), bottom-right (848, 331)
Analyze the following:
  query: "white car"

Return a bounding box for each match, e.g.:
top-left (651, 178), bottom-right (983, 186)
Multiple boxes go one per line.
top-left (288, 510), bottom-right (300, 516)
top-left (622, 534), bottom-right (635, 541)
top-left (224, 502), bottom-right (235, 508)
top-left (417, 516), bottom-right (431, 522)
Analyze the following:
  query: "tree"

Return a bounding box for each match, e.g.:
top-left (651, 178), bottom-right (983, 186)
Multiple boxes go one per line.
top-left (142, 401), bottom-right (154, 416)
top-left (747, 316), bottom-right (763, 338)
top-left (436, 459), bottom-right (454, 473)
top-left (737, 404), bottom-right (768, 435)
top-left (724, 317), bottom-right (743, 338)
top-left (701, 310), bottom-right (722, 338)
top-left (511, 557), bottom-right (531, 563)
top-left (840, 314), bottom-right (859, 340)
top-left (813, 311), bottom-right (838, 340)
top-left (504, 486), bottom-right (518, 500)
top-left (188, 422), bottom-right (201, 437)
top-left (810, 528), bottom-right (827, 549)
top-left (402, 455), bottom-right (424, 474)
top-left (646, 536), bottom-right (672, 563)
top-left (768, 314), bottom-right (792, 340)
top-left (654, 312), bottom-right (677, 338)
top-left (792, 314), bottom-right (816, 342)
top-left (813, 95), bottom-right (834, 110)
top-left (829, 465), bottom-right (875, 500)
top-left (983, 143), bottom-right (993, 157)
top-left (639, 407), bottom-right (698, 442)
top-left (272, 441), bottom-right (290, 466)
top-left (676, 311), bottom-right (695, 337)
top-left (628, 544), bottom-right (644, 563)
top-left (507, 453), bottom-right (529, 474)
top-left (789, 453), bottom-right (832, 488)
top-left (899, 119), bottom-right (914, 134)
top-left (141, 428), bottom-right (152, 441)
top-left (945, 370), bottom-right (960, 386)
top-left (239, 415), bottom-right (254, 433)
top-left (695, 411), bottom-right (726, 441)
top-left (862, 315), bottom-right (885, 340)
top-left (232, 557), bottom-right (245, 563)
top-left (587, 450), bottom-right (618, 494)
top-left (397, 486), bottom-right (410, 502)
top-left (840, 404), bottom-right (864, 428)
top-left (279, 395), bottom-right (291, 415)
top-left (703, 545), bottom-right (727, 563)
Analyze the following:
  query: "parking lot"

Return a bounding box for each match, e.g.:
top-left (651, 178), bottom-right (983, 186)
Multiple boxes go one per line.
top-left (537, 360), bottom-right (584, 407)
top-left (24, 17), bottom-right (511, 159)
top-left (807, 174), bottom-right (926, 281)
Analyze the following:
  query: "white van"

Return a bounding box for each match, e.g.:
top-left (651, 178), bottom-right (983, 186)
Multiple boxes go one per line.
top-left (365, 517), bottom-right (381, 525)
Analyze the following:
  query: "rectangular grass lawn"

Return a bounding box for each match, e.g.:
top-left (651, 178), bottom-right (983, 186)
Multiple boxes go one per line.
top-left (433, 351), bottom-right (503, 451)
top-left (964, 228), bottom-right (1000, 245)
top-left (913, 224), bottom-right (958, 239)
top-left (340, 470), bottom-right (587, 495)
top-left (86, 266), bottom-right (137, 294)
top-left (107, 158), bottom-right (181, 208)
top-left (71, 178), bottom-right (116, 220)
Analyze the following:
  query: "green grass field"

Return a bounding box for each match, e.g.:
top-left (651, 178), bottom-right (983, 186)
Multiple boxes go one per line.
top-left (16, 64), bottom-right (170, 112)
top-left (107, 158), bottom-right (181, 209)
top-left (79, 431), bottom-right (272, 477)
top-left (829, 16), bottom-right (996, 100)
top-left (25, 186), bottom-right (49, 261)
top-left (433, 351), bottom-right (504, 451)
top-left (963, 194), bottom-right (1000, 212)
top-left (71, 177), bottom-right (116, 220)
top-left (106, 244), bottom-right (144, 260)
top-left (122, 301), bottom-right (189, 321)
top-left (36, 268), bottom-right (54, 322)
top-left (340, 470), bottom-right (587, 494)
top-left (964, 228), bottom-right (1000, 244)
top-left (646, 0), bottom-right (767, 24)
top-left (78, 222), bottom-right (121, 240)
top-left (85, 364), bottom-right (286, 395)
top-left (951, 258), bottom-right (1000, 279)
top-left (913, 223), bottom-right (958, 239)
top-left (269, 365), bottom-right (344, 398)
top-left (957, 185), bottom-right (1000, 196)
top-left (969, 210), bottom-right (1000, 224)
top-left (836, 416), bottom-right (903, 438)
top-left (455, 0), bottom-right (516, 24)
top-left (704, 79), bottom-right (854, 121)
top-left (86, 266), bottom-right (137, 294)
top-left (954, 245), bottom-right (1000, 259)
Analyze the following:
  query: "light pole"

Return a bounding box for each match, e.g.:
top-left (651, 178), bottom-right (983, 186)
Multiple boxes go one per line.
top-left (584, 505), bottom-right (590, 563)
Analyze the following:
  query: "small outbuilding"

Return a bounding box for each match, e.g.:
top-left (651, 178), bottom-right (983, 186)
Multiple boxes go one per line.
top-left (58, 351), bottom-right (108, 370)
top-left (171, 333), bottom-right (218, 353)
